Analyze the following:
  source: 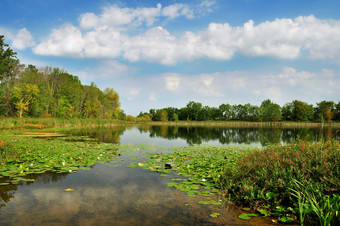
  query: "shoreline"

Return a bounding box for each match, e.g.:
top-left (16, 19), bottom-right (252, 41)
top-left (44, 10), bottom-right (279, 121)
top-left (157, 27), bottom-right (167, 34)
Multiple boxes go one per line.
top-left (1, 117), bottom-right (340, 129)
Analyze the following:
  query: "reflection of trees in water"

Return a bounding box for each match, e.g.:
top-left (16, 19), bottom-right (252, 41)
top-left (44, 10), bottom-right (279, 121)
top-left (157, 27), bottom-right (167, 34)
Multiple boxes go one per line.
top-left (68, 127), bottom-right (126, 143)
top-left (0, 171), bottom-right (68, 211)
top-left (146, 126), bottom-right (338, 146)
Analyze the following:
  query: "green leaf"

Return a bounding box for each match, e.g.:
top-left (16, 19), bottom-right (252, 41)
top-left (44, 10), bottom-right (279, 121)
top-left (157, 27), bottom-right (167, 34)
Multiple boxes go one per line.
top-left (238, 213), bottom-right (251, 220)
top-left (210, 213), bottom-right (221, 218)
top-left (198, 200), bottom-right (222, 205)
top-left (279, 217), bottom-right (295, 223)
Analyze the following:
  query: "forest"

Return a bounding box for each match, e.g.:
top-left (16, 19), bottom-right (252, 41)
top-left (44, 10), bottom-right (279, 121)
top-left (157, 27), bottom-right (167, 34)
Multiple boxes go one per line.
top-left (0, 35), bottom-right (122, 119)
top-left (136, 99), bottom-right (340, 122)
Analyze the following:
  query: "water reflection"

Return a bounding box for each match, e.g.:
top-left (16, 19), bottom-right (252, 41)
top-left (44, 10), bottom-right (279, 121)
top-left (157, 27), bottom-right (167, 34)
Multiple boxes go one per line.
top-left (0, 172), bottom-right (68, 212)
top-left (69, 125), bottom-right (339, 146)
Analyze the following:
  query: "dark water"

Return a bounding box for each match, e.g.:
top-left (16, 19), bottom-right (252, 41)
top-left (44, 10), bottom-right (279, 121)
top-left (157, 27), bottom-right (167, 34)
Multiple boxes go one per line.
top-left (1, 125), bottom-right (338, 225)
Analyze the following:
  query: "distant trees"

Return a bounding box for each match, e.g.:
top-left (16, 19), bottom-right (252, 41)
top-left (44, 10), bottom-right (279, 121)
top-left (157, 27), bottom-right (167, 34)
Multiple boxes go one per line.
top-left (281, 100), bottom-right (314, 121)
top-left (137, 100), bottom-right (340, 123)
top-left (315, 101), bottom-right (335, 123)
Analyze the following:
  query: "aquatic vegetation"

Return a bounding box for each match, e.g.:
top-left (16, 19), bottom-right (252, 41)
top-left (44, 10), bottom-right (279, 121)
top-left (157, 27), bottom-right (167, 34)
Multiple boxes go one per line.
top-left (0, 131), bottom-right (121, 185)
top-left (131, 145), bottom-right (248, 205)
top-left (1, 126), bottom-right (339, 225)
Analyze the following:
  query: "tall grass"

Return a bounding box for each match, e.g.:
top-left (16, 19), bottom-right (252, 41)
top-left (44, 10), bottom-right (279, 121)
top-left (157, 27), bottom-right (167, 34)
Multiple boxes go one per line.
top-left (0, 117), bottom-right (127, 129)
top-left (217, 140), bottom-right (340, 225)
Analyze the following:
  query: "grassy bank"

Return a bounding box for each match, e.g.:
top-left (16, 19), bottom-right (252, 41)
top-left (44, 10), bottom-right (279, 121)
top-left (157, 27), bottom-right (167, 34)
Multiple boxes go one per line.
top-left (219, 140), bottom-right (340, 225)
top-left (0, 117), bottom-right (129, 129)
top-left (2, 117), bottom-right (340, 129)
top-left (141, 120), bottom-right (340, 128)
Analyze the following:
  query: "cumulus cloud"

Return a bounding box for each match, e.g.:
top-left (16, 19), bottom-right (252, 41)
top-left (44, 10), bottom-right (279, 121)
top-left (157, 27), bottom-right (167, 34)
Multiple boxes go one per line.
top-left (34, 23), bottom-right (84, 56)
top-left (12, 28), bottom-right (35, 50)
top-left (79, 3), bottom-right (162, 29)
top-left (154, 67), bottom-right (339, 104)
top-left (33, 1), bottom-right (340, 64)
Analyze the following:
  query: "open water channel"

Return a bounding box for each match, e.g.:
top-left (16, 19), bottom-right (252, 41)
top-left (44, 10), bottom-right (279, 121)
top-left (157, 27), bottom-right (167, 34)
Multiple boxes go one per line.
top-left (0, 125), bottom-right (339, 225)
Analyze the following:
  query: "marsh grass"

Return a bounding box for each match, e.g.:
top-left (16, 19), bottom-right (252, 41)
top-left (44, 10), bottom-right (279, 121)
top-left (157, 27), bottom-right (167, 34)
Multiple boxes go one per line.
top-left (219, 140), bottom-right (340, 225)
top-left (0, 117), bottom-right (126, 129)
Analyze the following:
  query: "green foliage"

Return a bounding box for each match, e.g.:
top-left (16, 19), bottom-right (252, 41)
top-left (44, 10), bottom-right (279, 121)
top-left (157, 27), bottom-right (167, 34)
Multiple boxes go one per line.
top-left (259, 99), bottom-right (281, 121)
top-left (315, 101), bottom-right (335, 122)
top-left (0, 36), bottom-right (122, 119)
top-left (0, 35), bottom-right (21, 83)
top-left (221, 140), bottom-right (340, 225)
top-left (160, 110), bottom-right (168, 122)
top-left (282, 100), bottom-right (314, 121)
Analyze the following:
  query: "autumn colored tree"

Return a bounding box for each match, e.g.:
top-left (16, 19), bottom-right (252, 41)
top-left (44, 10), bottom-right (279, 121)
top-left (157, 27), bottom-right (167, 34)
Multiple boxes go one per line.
top-left (315, 101), bottom-right (335, 122)
top-left (11, 83), bottom-right (39, 117)
top-left (161, 110), bottom-right (168, 122)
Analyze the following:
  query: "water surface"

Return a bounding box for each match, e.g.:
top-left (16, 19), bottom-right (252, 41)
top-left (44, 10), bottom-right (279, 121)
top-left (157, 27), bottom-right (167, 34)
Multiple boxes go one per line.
top-left (1, 125), bottom-right (337, 225)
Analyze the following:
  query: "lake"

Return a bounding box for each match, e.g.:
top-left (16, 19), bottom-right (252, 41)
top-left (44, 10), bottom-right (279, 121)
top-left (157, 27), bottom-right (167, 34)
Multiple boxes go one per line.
top-left (0, 125), bottom-right (338, 225)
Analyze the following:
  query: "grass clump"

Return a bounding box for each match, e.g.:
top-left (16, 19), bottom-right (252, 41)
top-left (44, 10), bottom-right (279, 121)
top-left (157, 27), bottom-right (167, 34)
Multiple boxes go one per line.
top-left (219, 140), bottom-right (340, 225)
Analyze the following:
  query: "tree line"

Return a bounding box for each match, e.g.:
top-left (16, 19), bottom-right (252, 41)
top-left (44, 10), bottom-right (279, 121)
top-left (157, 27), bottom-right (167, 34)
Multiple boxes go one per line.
top-left (0, 35), bottom-right (122, 119)
top-left (136, 99), bottom-right (340, 122)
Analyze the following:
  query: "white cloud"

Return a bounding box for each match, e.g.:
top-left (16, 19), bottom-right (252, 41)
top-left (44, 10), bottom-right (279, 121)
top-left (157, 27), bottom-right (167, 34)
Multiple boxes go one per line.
top-left (156, 67), bottom-right (339, 105)
top-left (203, 77), bottom-right (213, 87)
top-left (33, 2), bottom-right (340, 65)
top-left (127, 87), bottom-right (141, 100)
top-left (162, 4), bottom-right (194, 19)
top-left (79, 3), bottom-right (162, 29)
top-left (77, 60), bottom-right (130, 82)
top-left (34, 23), bottom-right (84, 56)
top-left (12, 28), bottom-right (35, 50)
top-left (165, 74), bottom-right (181, 91)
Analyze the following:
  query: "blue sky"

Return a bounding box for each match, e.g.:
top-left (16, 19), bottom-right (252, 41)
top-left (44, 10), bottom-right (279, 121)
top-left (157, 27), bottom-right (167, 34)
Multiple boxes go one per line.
top-left (1, 0), bottom-right (340, 115)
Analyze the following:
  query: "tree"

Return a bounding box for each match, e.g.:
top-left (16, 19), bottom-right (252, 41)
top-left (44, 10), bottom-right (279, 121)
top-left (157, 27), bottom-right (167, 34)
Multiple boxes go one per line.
top-left (161, 110), bottom-right (168, 122)
top-left (0, 35), bottom-right (21, 84)
top-left (83, 83), bottom-right (102, 118)
top-left (14, 99), bottom-right (29, 118)
top-left (186, 101), bottom-right (202, 120)
top-left (219, 103), bottom-right (232, 120)
top-left (259, 99), bottom-right (281, 121)
top-left (11, 83), bottom-right (39, 117)
top-left (334, 102), bottom-right (340, 121)
top-left (281, 102), bottom-right (294, 121)
top-left (56, 96), bottom-right (74, 118)
top-left (102, 88), bottom-right (121, 119)
top-left (315, 101), bottom-right (335, 122)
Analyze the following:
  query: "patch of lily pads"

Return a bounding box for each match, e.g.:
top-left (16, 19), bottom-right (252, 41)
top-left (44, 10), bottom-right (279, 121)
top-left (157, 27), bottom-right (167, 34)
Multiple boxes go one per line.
top-left (125, 145), bottom-right (251, 210)
top-left (0, 133), bottom-right (123, 185)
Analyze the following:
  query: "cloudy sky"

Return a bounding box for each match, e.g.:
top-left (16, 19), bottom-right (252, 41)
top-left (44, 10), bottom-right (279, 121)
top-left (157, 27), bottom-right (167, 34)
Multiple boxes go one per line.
top-left (1, 0), bottom-right (340, 115)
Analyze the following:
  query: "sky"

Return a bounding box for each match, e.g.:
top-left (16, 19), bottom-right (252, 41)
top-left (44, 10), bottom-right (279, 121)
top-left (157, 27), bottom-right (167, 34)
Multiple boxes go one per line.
top-left (1, 0), bottom-right (340, 116)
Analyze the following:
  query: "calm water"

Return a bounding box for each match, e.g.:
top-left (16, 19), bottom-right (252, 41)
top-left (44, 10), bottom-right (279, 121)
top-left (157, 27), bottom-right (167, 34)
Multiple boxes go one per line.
top-left (0, 125), bottom-right (338, 225)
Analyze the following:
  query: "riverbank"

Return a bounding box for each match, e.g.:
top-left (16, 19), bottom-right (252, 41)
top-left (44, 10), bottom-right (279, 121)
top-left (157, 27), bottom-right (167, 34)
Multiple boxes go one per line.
top-left (1, 117), bottom-right (340, 129)
top-left (143, 120), bottom-right (340, 128)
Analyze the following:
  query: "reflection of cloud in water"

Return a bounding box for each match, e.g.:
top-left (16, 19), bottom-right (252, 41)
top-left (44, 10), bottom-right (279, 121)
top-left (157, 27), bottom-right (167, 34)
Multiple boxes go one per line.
top-left (0, 164), bottom-right (273, 225)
